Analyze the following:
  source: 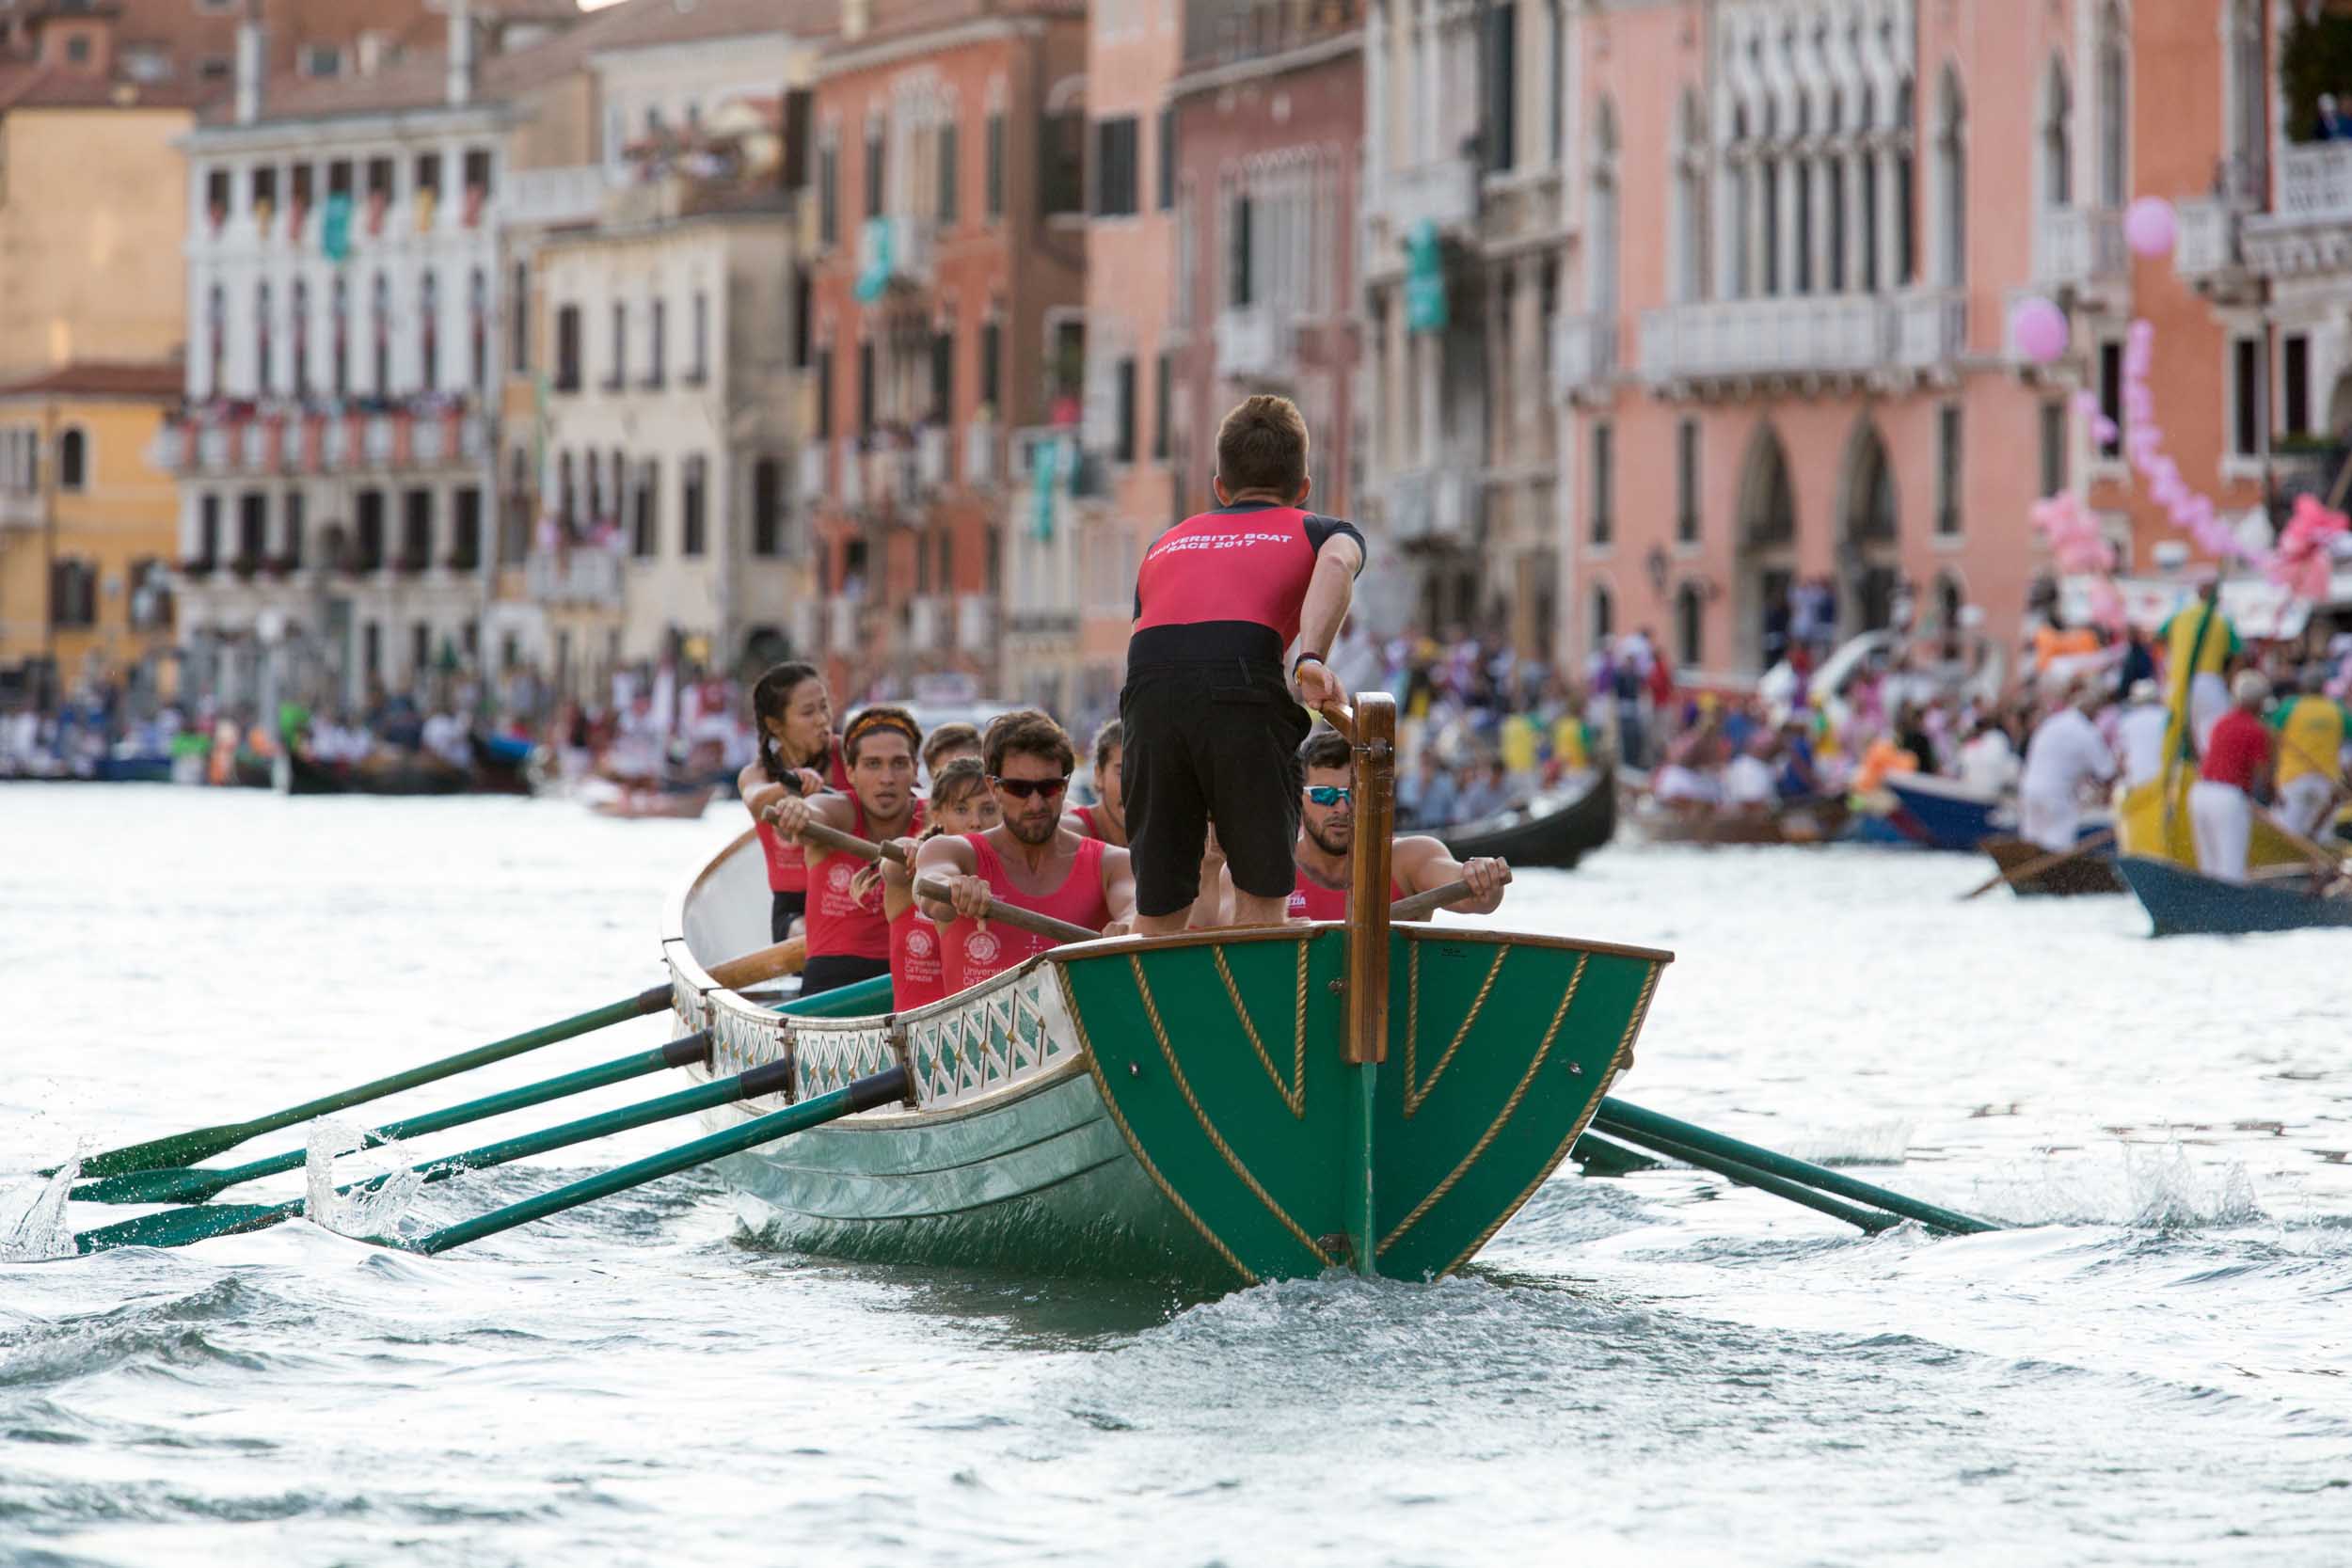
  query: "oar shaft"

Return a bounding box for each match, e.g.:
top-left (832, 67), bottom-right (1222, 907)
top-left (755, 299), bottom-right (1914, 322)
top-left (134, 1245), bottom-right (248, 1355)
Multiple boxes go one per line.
top-left (1963, 832), bottom-right (2115, 900)
top-left (1593, 1099), bottom-right (2000, 1236)
top-left (1595, 1121), bottom-right (1899, 1234)
top-left (912, 875), bottom-right (1101, 945)
top-left (770, 815), bottom-right (911, 868)
top-left (71, 1033), bottom-right (716, 1206)
top-left (410, 1067), bottom-right (910, 1255)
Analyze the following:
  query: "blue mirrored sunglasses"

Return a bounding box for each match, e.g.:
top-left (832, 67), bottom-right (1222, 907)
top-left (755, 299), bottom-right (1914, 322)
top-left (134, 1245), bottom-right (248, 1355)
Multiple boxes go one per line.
top-left (1305, 785), bottom-right (1353, 807)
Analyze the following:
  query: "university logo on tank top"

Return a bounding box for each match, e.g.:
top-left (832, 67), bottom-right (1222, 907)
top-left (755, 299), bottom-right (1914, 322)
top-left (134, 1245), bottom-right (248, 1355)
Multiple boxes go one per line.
top-left (961, 927), bottom-right (1002, 969)
top-left (904, 924), bottom-right (935, 962)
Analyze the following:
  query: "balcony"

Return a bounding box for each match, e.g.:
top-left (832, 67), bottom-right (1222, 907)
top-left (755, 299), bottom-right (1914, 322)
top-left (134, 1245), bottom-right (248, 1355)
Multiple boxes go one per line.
top-left (362, 416), bottom-right (397, 466)
top-left (955, 593), bottom-right (997, 657)
top-left (523, 547), bottom-right (623, 607)
top-left (2277, 141), bottom-right (2352, 225)
top-left (508, 164), bottom-right (608, 229)
top-left (915, 423), bottom-right (951, 490)
top-left (198, 425), bottom-right (232, 472)
top-left (1890, 289), bottom-right (1967, 376)
top-left (607, 172), bottom-right (791, 229)
top-left (789, 600), bottom-right (821, 657)
top-left (236, 420), bottom-right (274, 469)
top-left (412, 417), bottom-right (447, 466)
top-left (963, 420), bottom-right (1000, 486)
top-left (1378, 467), bottom-right (1475, 546)
top-left (1637, 295), bottom-right (1891, 389)
top-left (1481, 167), bottom-right (1565, 245)
top-left (868, 446), bottom-right (918, 511)
top-left (2032, 205), bottom-right (2126, 298)
top-left (796, 443), bottom-right (826, 504)
top-left (323, 418), bottom-right (355, 469)
top-left (1215, 307), bottom-right (1294, 381)
top-left (151, 425), bottom-right (187, 470)
top-left (2175, 198), bottom-right (2256, 301)
top-left (0, 490), bottom-right (39, 530)
top-left (1549, 312), bottom-right (1617, 404)
top-left (838, 437), bottom-right (863, 508)
top-left (1375, 157), bottom-right (1478, 245)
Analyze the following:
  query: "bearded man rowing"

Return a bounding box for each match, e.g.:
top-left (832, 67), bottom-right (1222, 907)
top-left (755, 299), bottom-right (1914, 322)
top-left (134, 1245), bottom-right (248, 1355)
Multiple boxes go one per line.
top-left (915, 710), bottom-right (1138, 993)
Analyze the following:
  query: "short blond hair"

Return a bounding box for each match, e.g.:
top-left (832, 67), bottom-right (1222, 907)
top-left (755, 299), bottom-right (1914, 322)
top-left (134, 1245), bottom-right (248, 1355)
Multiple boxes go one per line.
top-left (1216, 394), bottom-right (1310, 499)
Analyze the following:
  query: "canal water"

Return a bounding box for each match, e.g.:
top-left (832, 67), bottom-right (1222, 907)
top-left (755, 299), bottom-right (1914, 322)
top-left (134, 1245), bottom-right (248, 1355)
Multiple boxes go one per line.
top-left (3, 784), bottom-right (2347, 1566)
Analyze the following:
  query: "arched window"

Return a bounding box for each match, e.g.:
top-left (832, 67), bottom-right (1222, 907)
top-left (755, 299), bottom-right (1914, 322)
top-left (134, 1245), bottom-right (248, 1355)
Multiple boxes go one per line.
top-left (2227, 0), bottom-right (2264, 197)
top-left (371, 271), bottom-right (391, 395)
top-left (1895, 77), bottom-right (1916, 286)
top-left (1590, 581), bottom-right (1615, 647)
top-left (1674, 90), bottom-right (1708, 304)
top-left (1675, 582), bottom-right (1705, 669)
top-left (2042, 59), bottom-right (2072, 208)
top-left (1728, 107), bottom-right (1754, 298)
top-left (254, 280), bottom-right (272, 396)
top-left (1936, 69), bottom-right (1966, 288)
top-left (420, 269), bottom-right (439, 392)
top-left (56, 427), bottom-right (87, 491)
top-left (292, 278), bottom-right (310, 396)
top-left (1589, 100), bottom-right (1620, 317)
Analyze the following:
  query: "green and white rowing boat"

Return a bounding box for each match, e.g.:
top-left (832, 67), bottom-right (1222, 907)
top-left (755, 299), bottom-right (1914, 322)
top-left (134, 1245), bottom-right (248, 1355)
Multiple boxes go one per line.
top-left (665, 694), bottom-right (1672, 1287)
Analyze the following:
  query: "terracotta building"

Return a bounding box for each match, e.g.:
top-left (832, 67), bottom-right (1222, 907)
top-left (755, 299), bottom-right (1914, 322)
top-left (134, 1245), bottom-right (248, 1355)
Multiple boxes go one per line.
top-left (803, 0), bottom-right (1089, 705)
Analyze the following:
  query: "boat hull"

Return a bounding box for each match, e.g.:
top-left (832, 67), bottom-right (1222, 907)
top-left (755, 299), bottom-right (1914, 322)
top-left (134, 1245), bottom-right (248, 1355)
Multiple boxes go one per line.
top-left (2115, 854), bottom-right (2352, 936)
top-left (667, 832), bottom-right (1670, 1285)
top-left (1980, 834), bottom-right (2124, 897)
top-left (1438, 767), bottom-right (1614, 869)
top-left (1881, 775), bottom-right (2007, 852)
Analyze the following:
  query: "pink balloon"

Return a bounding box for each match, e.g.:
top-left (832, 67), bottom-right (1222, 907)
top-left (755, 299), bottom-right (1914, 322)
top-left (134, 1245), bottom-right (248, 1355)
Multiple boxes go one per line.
top-left (2125, 198), bottom-right (2177, 259)
top-left (2010, 296), bottom-right (2069, 364)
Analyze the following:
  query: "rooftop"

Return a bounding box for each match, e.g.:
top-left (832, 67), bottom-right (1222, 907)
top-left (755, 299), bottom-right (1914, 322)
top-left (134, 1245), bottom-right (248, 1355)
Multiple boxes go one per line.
top-left (0, 358), bottom-right (184, 401)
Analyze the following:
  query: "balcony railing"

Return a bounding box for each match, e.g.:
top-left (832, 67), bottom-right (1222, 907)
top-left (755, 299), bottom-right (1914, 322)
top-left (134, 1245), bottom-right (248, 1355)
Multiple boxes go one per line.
top-left (2033, 204), bottom-right (2126, 293)
top-left (2278, 141), bottom-right (2352, 225)
top-left (1549, 312), bottom-right (1617, 403)
top-left (796, 443), bottom-right (826, 503)
top-left (1637, 295), bottom-right (1891, 387)
top-left (955, 593), bottom-right (997, 656)
top-left (855, 214), bottom-right (935, 296)
top-left (838, 437), bottom-right (863, 508)
top-left (1890, 289), bottom-right (1967, 372)
top-left (157, 408), bottom-right (485, 477)
top-left (906, 594), bottom-right (946, 654)
top-left (1378, 467), bottom-right (1475, 546)
top-left (0, 491), bottom-right (40, 530)
top-left (790, 600), bottom-right (821, 658)
top-left (508, 165), bottom-right (609, 229)
top-left (2176, 198), bottom-right (2257, 299)
top-left (362, 416), bottom-right (397, 466)
top-left (1375, 156), bottom-right (1478, 242)
top-left (827, 597), bottom-right (859, 654)
top-left (915, 423), bottom-right (951, 490)
top-left (1215, 307), bottom-right (1293, 380)
top-left (963, 420), bottom-right (1000, 486)
top-left (198, 425), bottom-right (231, 471)
top-left (522, 547), bottom-right (623, 606)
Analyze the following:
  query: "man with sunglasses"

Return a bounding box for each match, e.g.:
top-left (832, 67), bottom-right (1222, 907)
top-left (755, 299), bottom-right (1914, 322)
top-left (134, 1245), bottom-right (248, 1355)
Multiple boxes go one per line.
top-left (1123, 394), bottom-right (1365, 935)
top-left (1278, 730), bottom-right (1510, 922)
top-left (914, 710), bottom-right (1137, 994)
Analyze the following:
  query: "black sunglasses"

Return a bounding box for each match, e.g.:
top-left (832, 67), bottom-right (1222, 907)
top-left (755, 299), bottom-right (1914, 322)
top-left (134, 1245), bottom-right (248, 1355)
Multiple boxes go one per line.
top-left (991, 774), bottom-right (1070, 800)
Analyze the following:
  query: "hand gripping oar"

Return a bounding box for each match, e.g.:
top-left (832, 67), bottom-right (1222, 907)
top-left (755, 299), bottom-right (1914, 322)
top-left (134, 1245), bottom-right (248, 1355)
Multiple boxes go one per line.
top-left (760, 808), bottom-right (914, 868)
top-left (64, 937), bottom-right (805, 1181)
top-left (1589, 1099), bottom-right (2001, 1236)
top-left (1959, 830), bottom-right (2117, 901)
top-left (74, 1035), bottom-right (813, 1255)
top-left (912, 875), bottom-right (1104, 945)
top-left (1390, 873), bottom-right (1512, 922)
top-left (72, 1031), bottom-right (719, 1207)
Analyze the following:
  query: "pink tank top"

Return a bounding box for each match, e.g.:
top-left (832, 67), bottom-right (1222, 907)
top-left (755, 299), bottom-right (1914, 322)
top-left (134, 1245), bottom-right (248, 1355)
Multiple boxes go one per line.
top-left (941, 832), bottom-right (1110, 994)
top-left (890, 905), bottom-right (946, 1011)
top-left (755, 737), bottom-right (850, 892)
top-left (1287, 866), bottom-right (1406, 922)
top-left (802, 797), bottom-right (920, 963)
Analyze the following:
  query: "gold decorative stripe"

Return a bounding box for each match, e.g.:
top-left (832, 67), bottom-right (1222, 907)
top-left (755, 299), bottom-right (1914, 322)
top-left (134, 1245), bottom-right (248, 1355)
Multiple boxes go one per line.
top-left (1403, 942), bottom-right (1510, 1119)
top-left (1128, 952), bottom-right (1333, 1267)
top-left (1057, 967), bottom-right (1257, 1286)
top-left (1211, 942), bottom-right (1307, 1118)
top-left (1378, 953), bottom-right (1589, 1258)
top-left (1438, 958), bottom-right (1662, 1276)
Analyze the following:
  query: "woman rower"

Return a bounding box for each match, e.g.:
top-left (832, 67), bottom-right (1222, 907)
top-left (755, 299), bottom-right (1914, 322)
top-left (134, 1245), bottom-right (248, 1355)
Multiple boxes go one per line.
top-left (1063, 720), bottom-right (1128, 846)
top-left (738, 662), bottom-right (849, 942)
top-left (876, 757), bottom-right (1000, 1012)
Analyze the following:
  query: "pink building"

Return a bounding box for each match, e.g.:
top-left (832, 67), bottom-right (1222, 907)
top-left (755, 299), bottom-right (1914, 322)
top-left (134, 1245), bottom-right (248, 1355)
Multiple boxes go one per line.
top-left (1540, 0), bottom-right (2249, 682)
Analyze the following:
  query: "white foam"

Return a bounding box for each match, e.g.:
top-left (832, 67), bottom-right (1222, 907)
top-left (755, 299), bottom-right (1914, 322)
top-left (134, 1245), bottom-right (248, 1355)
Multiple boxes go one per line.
top-left (0, 1158), bottom-right (79, 1261)
top-left (304, 1119), bottom-right (427, 1241)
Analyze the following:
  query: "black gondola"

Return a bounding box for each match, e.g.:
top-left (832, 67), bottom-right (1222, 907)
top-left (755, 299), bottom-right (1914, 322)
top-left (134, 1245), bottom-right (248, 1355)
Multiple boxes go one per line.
top-left (1436, 766), bottom-right (1616, 870)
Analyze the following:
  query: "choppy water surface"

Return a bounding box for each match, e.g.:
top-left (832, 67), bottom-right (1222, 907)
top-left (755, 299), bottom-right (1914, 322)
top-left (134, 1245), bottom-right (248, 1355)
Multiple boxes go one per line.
top-left (3, 784), bottom-right (2349, 1566)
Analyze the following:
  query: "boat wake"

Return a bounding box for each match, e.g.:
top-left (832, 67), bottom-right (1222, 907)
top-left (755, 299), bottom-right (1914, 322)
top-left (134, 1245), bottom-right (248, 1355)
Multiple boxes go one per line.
top-left (0, 1159), bottom-right (78, 1261)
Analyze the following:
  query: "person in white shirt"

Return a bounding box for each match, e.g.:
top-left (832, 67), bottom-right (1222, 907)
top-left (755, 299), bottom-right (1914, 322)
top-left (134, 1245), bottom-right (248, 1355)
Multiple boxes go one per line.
top-left (1955, 719), bottom-right (2021, 797)
top-left (2017, 683), bottom-right (2118, 851)
top-left (421, 710), bottom-right (472, 770)
top-left (2115, 679), bottom-right (2169, 790)
top-left (1722, 739), bottom-right (1779, 813)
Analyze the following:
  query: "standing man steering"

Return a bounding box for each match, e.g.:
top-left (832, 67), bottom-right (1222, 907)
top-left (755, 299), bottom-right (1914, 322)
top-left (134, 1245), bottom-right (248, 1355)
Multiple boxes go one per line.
top-left (1122, 394), bottom-right (1365, 934)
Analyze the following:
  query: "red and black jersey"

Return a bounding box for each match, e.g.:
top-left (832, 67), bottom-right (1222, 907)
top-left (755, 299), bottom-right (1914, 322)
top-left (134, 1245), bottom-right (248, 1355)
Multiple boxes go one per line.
top-left (1130, 502), bottom-right (1365, 667)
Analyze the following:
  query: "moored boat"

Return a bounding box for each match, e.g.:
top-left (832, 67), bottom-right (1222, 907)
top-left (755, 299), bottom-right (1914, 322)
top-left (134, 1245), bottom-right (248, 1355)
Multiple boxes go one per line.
top-left (591, 782), bottom-right (716, 819)
top-left (1436, 766), bottom-right (1615, 869)
top-left (1979, 834), bottom-right (2124, 897)
top-left (1638, 796), bottom-right (1851, 847)
top-left (2114, 854), bottom-right (2352, 937)
top-left (664, 823), bottom-right (1670, 1285)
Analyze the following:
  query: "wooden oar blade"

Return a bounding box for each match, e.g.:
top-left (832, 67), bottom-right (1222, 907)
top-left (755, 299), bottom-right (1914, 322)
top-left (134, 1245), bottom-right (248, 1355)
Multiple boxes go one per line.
top-left (73, 1200), bottom-right (302, 1255)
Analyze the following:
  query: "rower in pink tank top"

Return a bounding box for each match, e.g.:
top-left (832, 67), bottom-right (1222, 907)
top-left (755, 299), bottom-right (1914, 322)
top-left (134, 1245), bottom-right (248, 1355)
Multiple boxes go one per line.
top-left (940, 832), bottom-right (1112, 994)
top-left (1287, 866), bottom-right (1406, 922)
top-left (754, 737), bottom-right (851, 892)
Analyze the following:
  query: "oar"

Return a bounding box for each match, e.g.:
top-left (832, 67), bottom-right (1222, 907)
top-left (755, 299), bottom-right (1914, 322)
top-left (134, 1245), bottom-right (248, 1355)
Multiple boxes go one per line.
top-left (64, 937), bottom-right (804, 1180)
top-left (1390, 873), bottom-right (1511, 922)
top-left (1959, 830), bottom-right (2116, 900)
top-left (1591, 1119), bottom-right (1903, 1234)
top-left (912, 875), bottom-right (1103, 945)
top-left (75, 1039), bottom-right (807, 1255)
top-left (405, 1067), bottom-right (909, 1255)
top-left (760, 809), bottom-right (913, 868)
top-left (72, 1031), bottom-right (717, 1206)
top-left (1590, 1099), bottom-right (2001, 1236)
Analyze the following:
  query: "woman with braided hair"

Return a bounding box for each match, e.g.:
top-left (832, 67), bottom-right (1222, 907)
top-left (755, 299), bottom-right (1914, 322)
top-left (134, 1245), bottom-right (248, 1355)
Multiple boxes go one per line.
top-left (737, 663), bottom-right (850, 942)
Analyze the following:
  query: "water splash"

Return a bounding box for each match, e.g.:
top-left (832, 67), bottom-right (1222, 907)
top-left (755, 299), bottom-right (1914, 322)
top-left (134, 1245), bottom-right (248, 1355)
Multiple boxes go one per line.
top-left (0, 1158), bottom-right (80, 1261)
top-left (1970, 1139), bottom-right (2269, 1230)
top-left (1776, 1120), bottom-right (1915, 1168)
top-left (304, 1120), bottom-right (426, 1240)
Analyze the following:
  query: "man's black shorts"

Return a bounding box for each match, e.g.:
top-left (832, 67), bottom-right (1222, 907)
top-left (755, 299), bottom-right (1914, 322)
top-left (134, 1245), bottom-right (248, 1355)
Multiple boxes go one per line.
top-left (1120, 659), bottom-right (1311, 918)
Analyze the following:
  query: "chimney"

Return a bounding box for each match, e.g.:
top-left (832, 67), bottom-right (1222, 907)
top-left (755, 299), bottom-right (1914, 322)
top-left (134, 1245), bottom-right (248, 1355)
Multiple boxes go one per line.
top-left (233, 8), bottom-right (263, 125)
top-left (446, 0), bottom-right (474, 108)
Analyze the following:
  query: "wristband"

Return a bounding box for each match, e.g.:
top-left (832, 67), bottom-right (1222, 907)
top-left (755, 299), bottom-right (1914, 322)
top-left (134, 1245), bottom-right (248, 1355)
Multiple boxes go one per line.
top-left (1292, 652), bottom-right (1327, 682)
